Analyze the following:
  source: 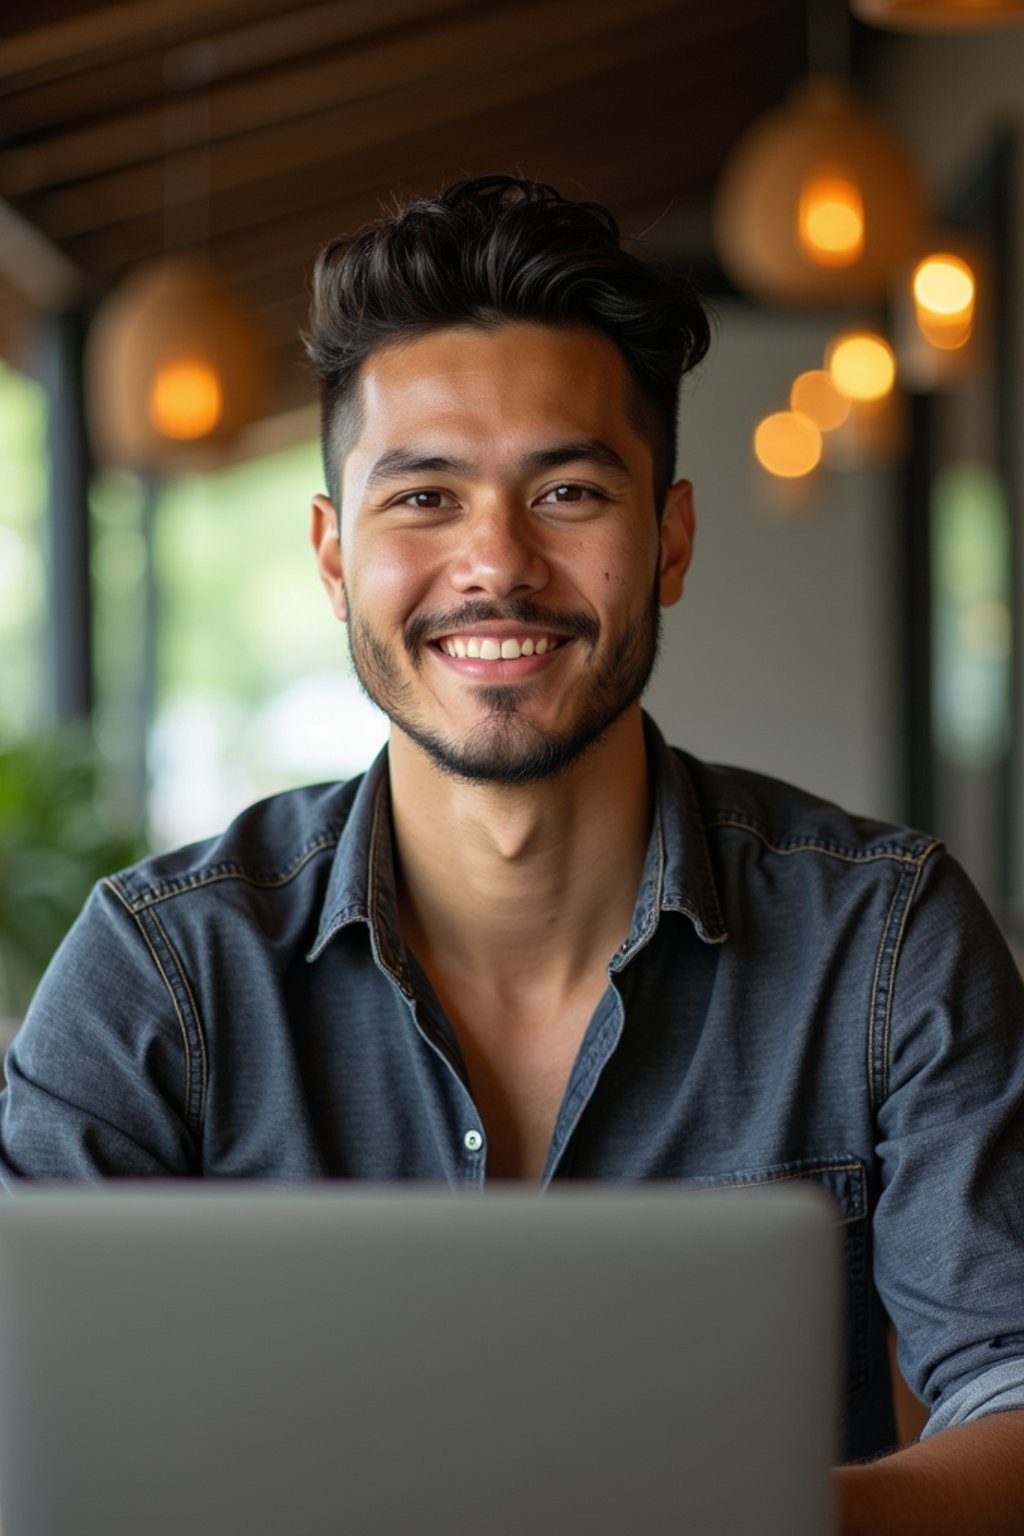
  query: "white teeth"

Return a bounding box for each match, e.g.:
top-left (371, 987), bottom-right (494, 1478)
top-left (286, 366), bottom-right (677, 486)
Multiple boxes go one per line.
top-left (440, 635), bottom-right (560, 660)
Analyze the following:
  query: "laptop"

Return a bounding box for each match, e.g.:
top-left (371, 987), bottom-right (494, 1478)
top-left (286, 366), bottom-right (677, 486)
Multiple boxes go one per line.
top-left (0, 1184), bottom-right (839, 1536)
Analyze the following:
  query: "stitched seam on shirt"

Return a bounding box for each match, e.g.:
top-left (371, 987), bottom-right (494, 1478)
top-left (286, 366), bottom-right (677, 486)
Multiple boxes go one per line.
top-left (709, 815), bottom-right (937, 867)
top-left (875, 854), bottom-right (927, 1111)
top-left (106, 879), bottom-right (195, 1129)
top-left (113, 835), bottom-right (340, 912)
top-left (867, 878), bottom-right (900, 1113)
top-left (694, 1159), bottom-right (867, 1223)
top-left (149, 907), bottom-right (209, 1130)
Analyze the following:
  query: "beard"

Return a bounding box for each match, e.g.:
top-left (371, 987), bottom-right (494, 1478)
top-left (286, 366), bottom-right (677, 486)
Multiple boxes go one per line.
top-left (345, 589), bottom-right (661, 786)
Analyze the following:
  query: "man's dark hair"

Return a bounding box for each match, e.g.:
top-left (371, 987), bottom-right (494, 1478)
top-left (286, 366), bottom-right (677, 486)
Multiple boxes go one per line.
top-left (305, 175), bottom-right (712, 508)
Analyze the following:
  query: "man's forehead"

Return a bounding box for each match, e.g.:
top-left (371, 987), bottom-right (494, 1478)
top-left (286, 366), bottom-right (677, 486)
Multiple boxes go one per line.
top-left (342, 321), bottom-right (646, 472)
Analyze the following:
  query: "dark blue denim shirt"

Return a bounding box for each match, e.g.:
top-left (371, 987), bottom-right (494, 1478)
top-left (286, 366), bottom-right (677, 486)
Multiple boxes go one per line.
top-left (2, 717), bottom-right (1023, 1463)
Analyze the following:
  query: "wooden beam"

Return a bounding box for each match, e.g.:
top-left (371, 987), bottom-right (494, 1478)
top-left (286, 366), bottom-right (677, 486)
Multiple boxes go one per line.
top-left (1, 0), bottom-right (289, 79)
top-left (1, 0), bottom-right (481, 136)
top-left (50, 22), bottom-right (797, 278)
top-left (1, 0), bottom-right (696, 193)
top-left (24, 2), bottom-right (784, 240)
top-left (0, 194), bottom-right (85, 308)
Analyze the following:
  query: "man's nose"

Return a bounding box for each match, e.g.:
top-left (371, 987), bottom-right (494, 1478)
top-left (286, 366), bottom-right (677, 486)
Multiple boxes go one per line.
top-left (448, 506), bottom-right (549, 599)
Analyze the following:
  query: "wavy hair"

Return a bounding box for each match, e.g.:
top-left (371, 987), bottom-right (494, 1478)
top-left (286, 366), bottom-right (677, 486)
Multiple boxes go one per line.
top-left (305, 175), bottom-right (711, 506)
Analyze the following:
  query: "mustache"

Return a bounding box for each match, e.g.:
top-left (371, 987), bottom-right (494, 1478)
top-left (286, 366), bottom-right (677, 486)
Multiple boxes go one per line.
top-left (405, 599), bottom-right (600, 652)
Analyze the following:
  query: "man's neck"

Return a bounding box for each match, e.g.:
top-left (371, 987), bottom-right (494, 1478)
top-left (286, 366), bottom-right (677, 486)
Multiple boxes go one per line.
top-left (388, 708), bottom-right (652, 996)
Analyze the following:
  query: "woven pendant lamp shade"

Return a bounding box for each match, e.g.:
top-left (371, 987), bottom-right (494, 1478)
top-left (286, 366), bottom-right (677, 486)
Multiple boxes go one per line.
top-left (713, 79), bottom-right (927, 306)
top-left (852, 0), bottom-right (1024, 28)
top-left (86, 260), bottom-right (266, 472)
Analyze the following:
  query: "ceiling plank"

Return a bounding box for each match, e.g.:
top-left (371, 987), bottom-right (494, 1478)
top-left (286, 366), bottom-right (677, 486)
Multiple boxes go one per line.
top-left (17, 4), bottom-right (799, 243)
top-left (1, 0), bottom-right (694, 194)
top-left (0, 0), bottom-right (483, 134)
top-left (1, 0), bottom-right (292, 82)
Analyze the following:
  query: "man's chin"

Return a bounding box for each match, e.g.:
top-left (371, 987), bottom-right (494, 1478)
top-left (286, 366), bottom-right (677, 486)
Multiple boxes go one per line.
top-left (394, 706), bottom-right (621, 787)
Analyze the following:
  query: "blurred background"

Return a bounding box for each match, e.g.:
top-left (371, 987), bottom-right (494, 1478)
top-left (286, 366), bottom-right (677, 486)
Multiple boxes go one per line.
top-left (2, 0), bottom-right (1024, 1022)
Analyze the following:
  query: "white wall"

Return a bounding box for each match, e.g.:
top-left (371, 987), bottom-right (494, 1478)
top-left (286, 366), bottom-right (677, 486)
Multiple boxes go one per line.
top-left (644, 301), bottom-right (902, 823)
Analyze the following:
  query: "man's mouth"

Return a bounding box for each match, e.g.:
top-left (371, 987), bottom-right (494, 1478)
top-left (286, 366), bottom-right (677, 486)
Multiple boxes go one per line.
top-left (434, 633), bottom-right (567, 660)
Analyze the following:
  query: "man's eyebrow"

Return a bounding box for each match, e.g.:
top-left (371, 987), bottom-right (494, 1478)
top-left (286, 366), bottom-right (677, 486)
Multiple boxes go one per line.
top-left (364, 448), bottom-right (475, 487)
top-left (521, 439), bottom-right (631, 479)
top-left (364, 438), bottom-right (631, 488)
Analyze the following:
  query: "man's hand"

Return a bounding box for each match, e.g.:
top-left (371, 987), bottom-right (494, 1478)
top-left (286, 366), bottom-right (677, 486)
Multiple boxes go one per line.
top-left (836, 1408), bottom-right (1024, 1535)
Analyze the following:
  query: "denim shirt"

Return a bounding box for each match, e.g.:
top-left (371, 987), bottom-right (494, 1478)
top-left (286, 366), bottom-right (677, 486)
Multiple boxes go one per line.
top-left (2, 717), bottom-right (1023, 1462)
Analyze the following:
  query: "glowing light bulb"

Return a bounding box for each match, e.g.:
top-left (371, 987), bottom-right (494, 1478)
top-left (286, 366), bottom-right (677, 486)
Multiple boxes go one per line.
top-left (827, 333), bottom-right (896, 401)
top-left (798, 169), bottom-right (865, 267)
top-left (790, 370), bottom-right (851, 432)
top-left (148, 359), bottom-right (223, 440)
top-left (912, 253), bottom-right (976, 350)
top-left (753, 411), bottom-right (822, 479)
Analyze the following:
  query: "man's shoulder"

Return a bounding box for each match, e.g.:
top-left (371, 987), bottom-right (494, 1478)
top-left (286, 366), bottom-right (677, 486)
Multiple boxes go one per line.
top-left (667, 746), bottom-right (939, 869)
top-left (107, 776), bottom-right (366, 913)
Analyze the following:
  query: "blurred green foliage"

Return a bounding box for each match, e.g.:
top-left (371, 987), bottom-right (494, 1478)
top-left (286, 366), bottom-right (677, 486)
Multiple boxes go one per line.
top-left (155, 439), bottom-right (329, 708)
top-left (0, 361), bottom-right (48, 743)
top-left (0, 730), bottom-right (146, 1019)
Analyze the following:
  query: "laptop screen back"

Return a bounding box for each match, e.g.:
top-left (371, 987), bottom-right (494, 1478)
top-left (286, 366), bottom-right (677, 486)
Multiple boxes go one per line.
top-left (0, 1184), bottom-right (839, 1536)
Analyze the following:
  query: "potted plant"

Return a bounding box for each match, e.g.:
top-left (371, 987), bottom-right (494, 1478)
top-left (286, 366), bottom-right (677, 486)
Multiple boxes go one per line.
top-left (0, 728), bottom-right (145, 1072)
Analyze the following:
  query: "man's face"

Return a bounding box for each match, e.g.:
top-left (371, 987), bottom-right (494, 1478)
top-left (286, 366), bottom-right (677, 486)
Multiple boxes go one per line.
top-left (312, 322), bottom-right (694, 784)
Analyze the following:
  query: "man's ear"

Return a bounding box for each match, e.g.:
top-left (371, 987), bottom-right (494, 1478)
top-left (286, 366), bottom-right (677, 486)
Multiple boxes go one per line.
top-left (658, 480), bottom-right (696, 608)
top-left (310, 494), bottom-right (347, 622)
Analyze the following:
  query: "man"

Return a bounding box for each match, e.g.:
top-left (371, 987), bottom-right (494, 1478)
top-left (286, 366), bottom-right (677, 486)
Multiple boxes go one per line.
top-left (2, 177), bottom-right (1023, 1531)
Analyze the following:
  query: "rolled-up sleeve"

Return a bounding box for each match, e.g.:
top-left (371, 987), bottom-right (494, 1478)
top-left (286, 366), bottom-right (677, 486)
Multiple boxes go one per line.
top-left (872, 847), bottom-right (1024, 1436)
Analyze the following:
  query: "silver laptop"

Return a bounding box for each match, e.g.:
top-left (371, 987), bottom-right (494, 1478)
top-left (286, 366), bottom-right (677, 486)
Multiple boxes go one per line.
top-left (0, 1184), bottom-right (838, 1536)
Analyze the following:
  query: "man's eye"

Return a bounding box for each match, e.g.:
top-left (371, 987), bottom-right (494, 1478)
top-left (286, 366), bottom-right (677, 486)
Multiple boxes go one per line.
top-left (398, 490), bottom-right (453, 509)
top-left (541, 484), bottom-right (592, 504)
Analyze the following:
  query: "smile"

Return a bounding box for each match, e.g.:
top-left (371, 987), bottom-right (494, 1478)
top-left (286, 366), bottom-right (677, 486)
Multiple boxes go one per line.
top-left (434, 634), bottom-right (566, 660)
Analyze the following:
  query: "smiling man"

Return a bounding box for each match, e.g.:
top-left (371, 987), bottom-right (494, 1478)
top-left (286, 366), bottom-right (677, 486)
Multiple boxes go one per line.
top-left (3, 177), bottom-right (1024, 1533)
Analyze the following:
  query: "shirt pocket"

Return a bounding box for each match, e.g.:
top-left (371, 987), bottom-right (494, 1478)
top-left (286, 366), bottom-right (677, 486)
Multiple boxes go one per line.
top-left (685, 1156), bottom-right (870, 1400)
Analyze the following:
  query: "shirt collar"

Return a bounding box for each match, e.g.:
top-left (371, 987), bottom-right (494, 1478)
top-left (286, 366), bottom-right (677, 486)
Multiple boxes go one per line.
top-left (308, 714), bottom-right (728, 968)
top-left (634, 714), bottom-right (728, 949)
top-left (307, 746), bottom-right (411, 987)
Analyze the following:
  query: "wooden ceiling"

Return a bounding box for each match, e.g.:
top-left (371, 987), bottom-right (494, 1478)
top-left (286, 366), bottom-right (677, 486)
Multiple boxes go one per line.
top-left (0, 0), bottom-right (878, 425)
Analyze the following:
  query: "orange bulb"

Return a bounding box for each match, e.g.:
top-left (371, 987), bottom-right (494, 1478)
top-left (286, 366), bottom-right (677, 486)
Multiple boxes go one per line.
top-left (913, 254), bottom-right (975, 316)
top-left (148, 359), bottom-right (223, 440)
top-left (790, 370), bottom-right (851, 432)
top-left (754, 411), bottom-right (822, 479)
top-left (912, 254), bottom-right (976, 351)
top-left (827, 333), bottom-right (896, 402)
top-left (798, 169), bottom-right (865, 267)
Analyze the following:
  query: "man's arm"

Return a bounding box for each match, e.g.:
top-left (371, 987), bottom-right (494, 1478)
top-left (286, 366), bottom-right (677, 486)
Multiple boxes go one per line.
top-left (0, 877), bottom-right (197, 1181)
top-left (836, 1409), bottom-right (1024, 1535)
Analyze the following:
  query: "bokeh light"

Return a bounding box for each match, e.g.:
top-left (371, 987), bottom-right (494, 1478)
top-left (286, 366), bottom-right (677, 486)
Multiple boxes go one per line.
top-left (827, 333), bottom-right (896, 401)
top-left (790, 369), bottom-right (851, 432)
top-left (798, 169), bottom-right (865, 267)
top-left (148, 360), bottom-right (223, 440)
top-left (753, 411), bottom-right (823, 478)
top-left (913, 253), bottom-right (976, 350)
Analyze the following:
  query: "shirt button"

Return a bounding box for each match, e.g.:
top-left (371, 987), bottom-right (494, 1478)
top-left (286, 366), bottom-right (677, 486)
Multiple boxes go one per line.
top-left (463, 1129), bottom-right (484, 1153)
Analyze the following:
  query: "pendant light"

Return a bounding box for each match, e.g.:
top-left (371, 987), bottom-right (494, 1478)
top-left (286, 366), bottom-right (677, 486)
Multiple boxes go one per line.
top-left (86, 260), bottom-right (266, 471)
top-left (85, 48), bottom-right (266, 473)
top-left (891, 240), bottom-right (985, 389)
top-left (713, 76), bottom-right (927, 305)
top-left (851, 0), bottom-right (1024, 29)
